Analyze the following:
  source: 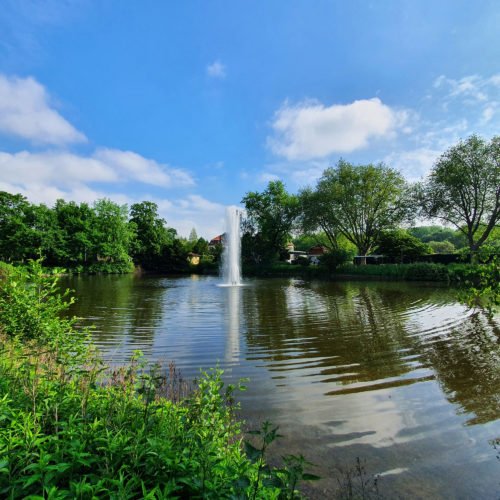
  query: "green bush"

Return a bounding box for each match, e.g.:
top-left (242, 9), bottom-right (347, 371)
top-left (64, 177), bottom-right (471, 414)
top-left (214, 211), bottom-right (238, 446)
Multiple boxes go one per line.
top-left (375, 230), bottom-right (432, 262)
top-left (338, 263), bottom-right (450, 281)
top-left (320, 248), bottom-right (354, 270)
top-left (86, 261), bottom-right (135, 274)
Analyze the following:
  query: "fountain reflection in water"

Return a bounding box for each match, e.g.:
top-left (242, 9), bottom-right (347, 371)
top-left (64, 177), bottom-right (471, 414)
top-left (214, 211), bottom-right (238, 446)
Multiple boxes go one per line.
top-left (225, 286), bottom-right (240, 363)
top-left (221, 206), bottom-right (242, 286)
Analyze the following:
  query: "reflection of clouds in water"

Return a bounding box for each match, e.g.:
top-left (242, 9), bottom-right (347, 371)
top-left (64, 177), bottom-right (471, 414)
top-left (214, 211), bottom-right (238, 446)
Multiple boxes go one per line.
top-left (274, 376), bottom-right (408, 447)
top-left (404, 303), bottom-right (472, 338)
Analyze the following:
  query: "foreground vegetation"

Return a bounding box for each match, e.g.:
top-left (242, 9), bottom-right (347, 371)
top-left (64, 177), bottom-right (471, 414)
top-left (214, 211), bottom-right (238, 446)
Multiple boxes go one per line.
top-left (0, 261), bottom-right (316, 498)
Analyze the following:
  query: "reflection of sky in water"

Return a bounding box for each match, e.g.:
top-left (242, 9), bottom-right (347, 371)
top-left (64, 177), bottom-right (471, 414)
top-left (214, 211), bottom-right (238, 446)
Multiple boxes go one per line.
top-left (64, 275), bottom-right (500, 499)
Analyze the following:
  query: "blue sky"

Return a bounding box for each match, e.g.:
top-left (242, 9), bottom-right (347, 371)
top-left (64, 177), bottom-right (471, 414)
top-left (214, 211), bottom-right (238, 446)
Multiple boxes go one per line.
top-left (0, 0), bottom-right (499, 238)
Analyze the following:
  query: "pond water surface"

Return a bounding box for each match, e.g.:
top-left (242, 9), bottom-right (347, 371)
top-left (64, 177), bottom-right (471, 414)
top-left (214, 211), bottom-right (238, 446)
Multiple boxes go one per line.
top-left (63, 274), bottom-right (500, 499)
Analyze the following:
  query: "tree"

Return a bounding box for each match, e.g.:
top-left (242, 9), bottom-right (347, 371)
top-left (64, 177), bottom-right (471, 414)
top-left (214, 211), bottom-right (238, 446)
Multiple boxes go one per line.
top-left (0, 192), bottom-right (32, 262)
top-left (419, 135), bottom-right (500, 260)
top-left (91, 199), bottom-right (134, 265)
top-left (298, 188), bottom-right (341, 250)
top-left (408, 225), bottom-right (466, 249)
top-left (23, 203), bottom-right (61, 264)
top-left (304, 160), bottom-right (411, 263)
top-left (54, 200), bottom-right (95, 265)
top-left (129, 201), bottom-right (172, 268)
top-left (376, 229), bottom-right (431, 262)
top-left (188, 227), bottom-right (198, 243)
top-left (241, 181), bottom-right (300, 263)
top-left (428, 240), bottom-right (456, 254)
top-left (192, 237), bottom-right (209, 256)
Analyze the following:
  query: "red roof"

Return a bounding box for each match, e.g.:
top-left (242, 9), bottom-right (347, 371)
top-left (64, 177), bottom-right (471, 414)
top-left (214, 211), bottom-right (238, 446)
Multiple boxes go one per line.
top-left (308, 245), bottom-right (328, 255)
top-left (209, 234), bottom-right (223, 245)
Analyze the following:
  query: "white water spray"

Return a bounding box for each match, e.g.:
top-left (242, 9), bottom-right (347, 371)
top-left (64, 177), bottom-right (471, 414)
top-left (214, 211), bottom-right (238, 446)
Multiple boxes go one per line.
top-left (221, 206), bottom-right (242, 286)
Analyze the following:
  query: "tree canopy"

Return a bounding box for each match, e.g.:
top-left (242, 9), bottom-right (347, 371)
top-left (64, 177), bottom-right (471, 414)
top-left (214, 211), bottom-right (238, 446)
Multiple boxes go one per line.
top-left (241, 181), bottom-right (300, 263)
top-left (0, 193), bottom-right (192, 273)
top-left (419, 135), bottom-right (500, 258)
top-left (302, 160), bottom-right (411, 261)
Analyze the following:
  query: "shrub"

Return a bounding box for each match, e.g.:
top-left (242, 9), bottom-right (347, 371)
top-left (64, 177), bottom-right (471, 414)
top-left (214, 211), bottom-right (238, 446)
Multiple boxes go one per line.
top-left (376, 230), bottom-right (431, 262)
top-left (428, 240), bottom-right (456, 254)
top-left (320, 248), bottom-right (354, 271)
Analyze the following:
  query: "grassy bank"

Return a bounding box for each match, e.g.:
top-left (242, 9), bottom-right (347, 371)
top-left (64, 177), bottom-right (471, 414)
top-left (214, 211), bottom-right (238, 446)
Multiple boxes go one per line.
top-left (242, 261), bottom-right (483, 284)
top-left (0, 261), bottom-right (314, 498)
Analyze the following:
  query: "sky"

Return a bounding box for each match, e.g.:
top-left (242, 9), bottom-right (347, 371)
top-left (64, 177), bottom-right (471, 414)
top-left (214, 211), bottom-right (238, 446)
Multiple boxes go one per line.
top-left (0, 0), bottom-right (499, 239)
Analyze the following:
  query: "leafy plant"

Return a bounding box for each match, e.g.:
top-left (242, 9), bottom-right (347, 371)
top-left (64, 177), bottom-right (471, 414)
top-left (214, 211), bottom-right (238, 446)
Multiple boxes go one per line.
top-left (459, 257), bottom-right (500, 317)
top-left (244, 420), bottom-right (319, 499)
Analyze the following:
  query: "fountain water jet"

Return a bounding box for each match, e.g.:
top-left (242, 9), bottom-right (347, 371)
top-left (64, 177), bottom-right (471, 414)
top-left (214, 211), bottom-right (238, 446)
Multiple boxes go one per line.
top-left (221, 206), bottom-right (242, 286)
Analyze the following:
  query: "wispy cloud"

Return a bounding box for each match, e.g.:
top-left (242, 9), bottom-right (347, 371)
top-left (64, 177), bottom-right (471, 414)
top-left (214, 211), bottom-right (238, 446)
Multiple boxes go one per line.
top-left (433, 73), bottom-right (500, 102)
top-left (433, 73), bottom-right (500, 124)
top-left (383, 148), bottom-right (442, 182)
top-left (206, 60), bottom-right (226, 79)
top-left (0, 1), bottom-right (88, 68)
top-left (268, 98), bottom-right (408, 161)
top-left (0, 74), bottom-right (86, 145)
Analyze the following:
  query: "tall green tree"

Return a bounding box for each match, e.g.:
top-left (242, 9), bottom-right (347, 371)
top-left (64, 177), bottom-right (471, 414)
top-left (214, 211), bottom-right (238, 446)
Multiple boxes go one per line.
top-left (304, 160), bottom-right (411, 263)
top-left (129, 201), bottom-right (172, 268)
top-left (24, 203), bottom-right (61, 264)
top-left (0, 192), bottom-right (33, 262)
top-left (91, 199), bottom-right (134, 265)
top-left (54, 200), bottom-right (95, 265)
top-left (298, 187), bottom-right (341, 250)
top-left (419, 135), bottom-right (500, 260)
top-left (241, 181), bottom-right (300, 263)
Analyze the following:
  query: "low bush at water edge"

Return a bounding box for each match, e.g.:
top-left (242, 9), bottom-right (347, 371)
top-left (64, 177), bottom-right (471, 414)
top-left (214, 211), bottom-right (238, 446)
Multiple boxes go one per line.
top-left (242, 260), bottom-right (487, 283)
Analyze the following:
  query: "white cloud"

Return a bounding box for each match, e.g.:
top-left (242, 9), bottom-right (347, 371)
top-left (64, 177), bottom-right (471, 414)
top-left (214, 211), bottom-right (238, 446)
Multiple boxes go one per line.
top-left (268, 98), bottom-right (407, 161)
top-left (95, 149), bottom-right (194, 187)
top-left (0, 149), bottom-right (194, 190)
top-left (0, 74), bottom-right (86, 144)
top-left (206, 60), bottom-right (226, 79)
top-left (480, 105), bottom-right (496, 124)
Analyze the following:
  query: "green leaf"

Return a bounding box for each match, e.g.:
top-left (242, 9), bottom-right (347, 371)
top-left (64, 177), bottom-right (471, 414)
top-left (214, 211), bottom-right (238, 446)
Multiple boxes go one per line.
top-left (244, 441), bottom-right (261, 463)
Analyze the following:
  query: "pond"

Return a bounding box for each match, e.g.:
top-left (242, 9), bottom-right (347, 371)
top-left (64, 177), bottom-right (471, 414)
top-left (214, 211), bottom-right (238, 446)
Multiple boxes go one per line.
top-left (63, 274), bottom-right (500, 498)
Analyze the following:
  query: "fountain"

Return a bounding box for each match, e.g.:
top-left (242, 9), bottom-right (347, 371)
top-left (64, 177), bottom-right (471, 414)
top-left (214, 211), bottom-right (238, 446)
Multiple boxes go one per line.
top-left (221, 206), bottom-right (242, 286)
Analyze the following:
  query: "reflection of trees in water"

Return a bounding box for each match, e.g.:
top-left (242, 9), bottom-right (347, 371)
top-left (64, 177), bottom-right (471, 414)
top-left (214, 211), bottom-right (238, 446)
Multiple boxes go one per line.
top-left (64, 275), bottom-right (166, 352)
top-left (421, 311), bottom-right (500, 425)
top-left (243, 279), bottom-right (500, 424)
top-left (243, 280), bottom-right (425, 387)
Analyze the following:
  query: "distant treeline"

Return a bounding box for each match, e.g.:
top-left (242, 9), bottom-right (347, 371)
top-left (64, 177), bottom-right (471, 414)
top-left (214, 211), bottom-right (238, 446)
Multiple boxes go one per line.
top-left (0, 192), bottom-right (218, 273)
